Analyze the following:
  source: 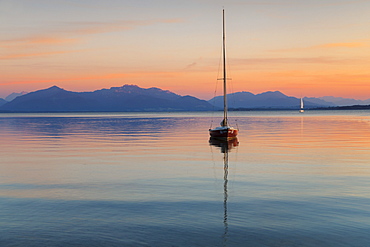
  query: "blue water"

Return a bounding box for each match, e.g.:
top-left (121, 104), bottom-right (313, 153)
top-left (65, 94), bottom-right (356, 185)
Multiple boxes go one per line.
top-left (1, 111), bottom-right (370, 246)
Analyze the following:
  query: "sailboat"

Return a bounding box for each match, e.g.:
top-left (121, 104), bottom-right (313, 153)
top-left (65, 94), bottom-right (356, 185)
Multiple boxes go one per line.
top-left (300, 97), bottom-right (304, 113)
top-left (209, 9), bottom-right (238, 139)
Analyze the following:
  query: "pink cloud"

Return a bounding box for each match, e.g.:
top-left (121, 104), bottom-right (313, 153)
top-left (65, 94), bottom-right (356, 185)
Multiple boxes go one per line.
top-left (0, 18), bottom-right (182, 59)
top-left (0, 50), bottom-right (84, 60)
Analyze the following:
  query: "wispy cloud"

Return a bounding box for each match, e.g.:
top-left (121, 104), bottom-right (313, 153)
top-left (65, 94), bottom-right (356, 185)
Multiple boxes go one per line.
top-left (313, 42), bottom-right (367, 49)
top-left (271, 41), bottom-right (368, 53)
top-left (0, 36), bottom-right (79, 48)
top-left (1, 18), bottom-right (182, 44)
top-left (0, 18), bottom-right (182, 60)
top-left (64, 19), bottom-right (182, 36)
top-left (317, 0), bottom-right (370, 7)
top-left (232, 56), bottom-right (365, 65)
top-left (0, 70), bottom-right (183, 86)
top-left (234, 0), bottom-right (370, 7)
top-left (232, 0), bottom-right (302, 6)
top-left (184, 62), bottom-right (197, 70)
top-left (0, 50), bottom-right (83, 60)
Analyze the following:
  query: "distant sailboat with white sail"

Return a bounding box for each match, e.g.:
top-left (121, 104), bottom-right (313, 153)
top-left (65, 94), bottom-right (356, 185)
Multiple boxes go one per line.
top-left (300, 97), bottom-right (304, 113)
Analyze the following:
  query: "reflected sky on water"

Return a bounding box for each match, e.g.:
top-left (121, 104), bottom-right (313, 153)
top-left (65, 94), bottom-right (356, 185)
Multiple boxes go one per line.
top-left (1, 111), bottom-right (370, 246)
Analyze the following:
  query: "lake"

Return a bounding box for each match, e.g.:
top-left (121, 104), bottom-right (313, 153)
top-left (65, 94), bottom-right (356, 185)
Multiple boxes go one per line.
top-left (1, 110), bottom-right (370, 246)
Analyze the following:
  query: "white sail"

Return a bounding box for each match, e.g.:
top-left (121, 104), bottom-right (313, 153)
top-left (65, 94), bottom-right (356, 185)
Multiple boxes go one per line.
top-left (300, 97), bottom-right (304, 113)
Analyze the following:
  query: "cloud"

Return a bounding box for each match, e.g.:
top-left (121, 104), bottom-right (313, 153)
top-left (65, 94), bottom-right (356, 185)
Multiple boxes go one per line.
top-left (0, 50), bottom-right (83, 60)
top-left (231, 56), bottom-right (364, 66)
top-left (0, 70), bottom-right (184, 86)
top-left (2, 18), bottom-right (182, 44)
top-left (231, 0), bottom-right (302, 6)
top-left (313, 42), bottom-right (367, 49)
top-left (183, 57), bottom-right (205, 70)
top-left (75, 19), bottom-right (181, 35)
top-left (233, 0), bottom-right (370, 7)
top-left (0, 37), bottom-right (79, 48)
top-left (0, 18), bottom-right (182, 60)
top-left (317, 0), bottom-right (370, 7)
top-left (271, 41), bottom-right (368, 53)
top-left (184, 62), bottom-right (197, 70)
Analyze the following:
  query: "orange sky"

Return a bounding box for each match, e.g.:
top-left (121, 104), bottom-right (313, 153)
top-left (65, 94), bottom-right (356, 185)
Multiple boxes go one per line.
top-left (1, 0), bottom-right (370, 100)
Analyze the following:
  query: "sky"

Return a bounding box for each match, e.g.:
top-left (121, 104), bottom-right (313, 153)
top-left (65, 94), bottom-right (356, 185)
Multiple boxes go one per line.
top-left (1, 0), bottom-right (370, 100)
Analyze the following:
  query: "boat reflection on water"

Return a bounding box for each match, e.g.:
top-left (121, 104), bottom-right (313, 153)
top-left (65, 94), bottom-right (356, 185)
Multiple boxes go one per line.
top-left (209, 137), bottom-right (239, 154)
top-left (209, 137), bottom-right (238, 246)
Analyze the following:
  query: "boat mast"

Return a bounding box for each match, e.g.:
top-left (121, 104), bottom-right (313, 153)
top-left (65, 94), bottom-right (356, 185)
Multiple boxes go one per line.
top-left (222, 9), bottom-right (228, 127)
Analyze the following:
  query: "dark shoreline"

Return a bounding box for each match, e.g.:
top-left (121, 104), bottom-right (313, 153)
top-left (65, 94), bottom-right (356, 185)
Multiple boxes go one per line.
top-left (230, 105), bottom-right (370, 111)
top-left (0, 104), bottom-right (370, 113)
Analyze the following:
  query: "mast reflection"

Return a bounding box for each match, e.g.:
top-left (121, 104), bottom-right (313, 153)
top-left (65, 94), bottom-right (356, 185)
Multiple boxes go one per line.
top-left (209, 137), bottom-right (239, 246)
top-left (209, 138), bottom-right (239, 154)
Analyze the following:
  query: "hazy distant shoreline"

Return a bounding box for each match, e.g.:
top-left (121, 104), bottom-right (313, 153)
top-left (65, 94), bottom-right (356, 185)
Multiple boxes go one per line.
top-left (1, 105), bottom-right (370, 114)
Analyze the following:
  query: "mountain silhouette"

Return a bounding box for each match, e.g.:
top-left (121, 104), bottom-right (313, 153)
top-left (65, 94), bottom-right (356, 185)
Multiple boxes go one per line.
top-left (0, 85), bottom-right (214, 112)
top-left (0, 98), bottom-right (7, 107)
top-left (208, 91), bottom-right (328, 109)
top-left (2, 85), bottom-right (370, 112)
top-left (318, 96), bottom-right (370, 106)
top-left (0, 86), bottom-right (98, 112)
top-left (5, 91), bottom-right (28, 102)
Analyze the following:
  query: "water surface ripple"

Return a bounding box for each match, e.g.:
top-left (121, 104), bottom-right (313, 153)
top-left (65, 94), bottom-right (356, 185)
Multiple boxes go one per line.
top-left (1, 111), bottom-right (370, 246)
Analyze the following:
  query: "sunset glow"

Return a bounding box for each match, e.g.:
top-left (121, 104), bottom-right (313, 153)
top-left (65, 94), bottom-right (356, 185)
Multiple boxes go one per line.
top-left (1, 0), bottom-right (370, 100)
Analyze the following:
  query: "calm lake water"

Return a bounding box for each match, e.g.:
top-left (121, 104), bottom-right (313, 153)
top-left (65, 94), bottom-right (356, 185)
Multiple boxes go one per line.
top-left (1, 110), bottom-right (370, 246)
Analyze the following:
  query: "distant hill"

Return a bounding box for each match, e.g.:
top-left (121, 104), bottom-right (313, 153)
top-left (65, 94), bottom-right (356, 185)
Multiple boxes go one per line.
top-left (5, 91), bottom-right (27, 102)
top-left (0, 98), bottom-right (7, 107)
top-left (209, 91), bottom-right (329, 109)
top-left (0, 85), bottom-right (214, 112)
top-left (318, 96), bottom-right (370, 106)
top-left (303, 97), bottom-right (335, 107)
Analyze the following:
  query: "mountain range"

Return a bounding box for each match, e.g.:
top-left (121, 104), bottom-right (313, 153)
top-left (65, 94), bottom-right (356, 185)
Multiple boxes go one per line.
top-left (306, 96), bottom-right (370, 107)
top-left (0, 85), bottom-right (213, 112)
top-left (210, 91), bottom-right (325, 109)
top-left (0, 84), bottom-right (369, 112)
